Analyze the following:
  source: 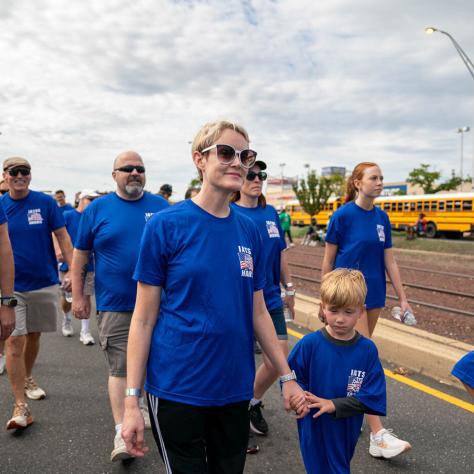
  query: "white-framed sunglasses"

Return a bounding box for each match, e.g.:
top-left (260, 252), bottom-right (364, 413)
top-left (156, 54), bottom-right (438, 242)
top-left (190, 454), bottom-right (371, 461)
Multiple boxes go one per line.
top-left (201, 144), bottom-right (257, 169)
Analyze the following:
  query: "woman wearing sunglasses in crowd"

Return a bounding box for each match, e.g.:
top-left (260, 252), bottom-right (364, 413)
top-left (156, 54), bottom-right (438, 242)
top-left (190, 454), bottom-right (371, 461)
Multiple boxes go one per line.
top-left (321, 162), bottom-right (412, 460)
top-left (230, 161), bottom-right (295, 451)
top-left (122, 121), bottom-right (306, 474)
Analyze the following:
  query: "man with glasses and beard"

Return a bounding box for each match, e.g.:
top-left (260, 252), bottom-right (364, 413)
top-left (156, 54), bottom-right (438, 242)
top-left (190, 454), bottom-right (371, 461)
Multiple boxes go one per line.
top-left (1, 157), bottom-right (73, 430)
top-left (71, 151), bottom-right (169, 462)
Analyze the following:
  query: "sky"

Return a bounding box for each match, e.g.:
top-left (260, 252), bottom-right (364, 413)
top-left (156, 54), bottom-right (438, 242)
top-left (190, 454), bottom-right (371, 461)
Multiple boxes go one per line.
top-left (1, 0), bottom-right (473, 200)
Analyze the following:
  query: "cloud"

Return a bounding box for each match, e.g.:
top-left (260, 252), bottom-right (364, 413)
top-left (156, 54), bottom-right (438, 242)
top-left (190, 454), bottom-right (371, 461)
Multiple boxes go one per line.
top-left (0, 0), bottom-right (473, 200)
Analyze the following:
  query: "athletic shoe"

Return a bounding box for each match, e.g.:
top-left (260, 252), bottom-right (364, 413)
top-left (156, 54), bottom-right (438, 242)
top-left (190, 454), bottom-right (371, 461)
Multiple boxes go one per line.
top-left (369, 428), bottom-right (412, 459)
top-left (62, 320), bottom-right (74, 337)
top-left (249, 402), bottom-right (268, 436)
top-left (6, 402), bottom-right (33, 430)
top-left (0, 354), bottom-right (5, 375)
top-left (24, 376), bottom-right (46, 400)
top-left (111, 430), bottom-right (132, 462)
top-left (141, 405), bottom-right (151, 430)
top-left (246, 431), bottom-right (260, 454)
top-left (79, 332), bottom-right (95, 346)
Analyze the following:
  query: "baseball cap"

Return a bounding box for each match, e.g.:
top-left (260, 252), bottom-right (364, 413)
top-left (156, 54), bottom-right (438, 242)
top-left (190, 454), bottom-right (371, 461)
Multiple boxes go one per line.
top-left (3, 157), bottom-right (31, 171)
top-left (254, 160), bottom-right (267, 170)
top-left (79, 189), bottom-right (100, 200)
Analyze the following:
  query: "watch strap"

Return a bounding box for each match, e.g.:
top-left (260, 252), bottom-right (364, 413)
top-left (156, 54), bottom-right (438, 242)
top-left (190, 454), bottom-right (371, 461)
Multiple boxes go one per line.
top-left (279, 370), bottom-right (297, 384)
top-left (125, 388), bottom-right (142, 397)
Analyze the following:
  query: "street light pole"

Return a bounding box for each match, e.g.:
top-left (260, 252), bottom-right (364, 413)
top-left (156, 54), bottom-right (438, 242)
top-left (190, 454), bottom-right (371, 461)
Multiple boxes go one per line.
top-left (425, 27), bottom-right (474, 189)
top-left (457, 126), bottom-right (470, 181)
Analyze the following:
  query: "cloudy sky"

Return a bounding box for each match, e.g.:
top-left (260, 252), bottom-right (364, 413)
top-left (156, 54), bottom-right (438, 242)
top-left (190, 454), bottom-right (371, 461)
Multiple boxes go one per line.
top-left (1, 0), bottom-right (473, 199)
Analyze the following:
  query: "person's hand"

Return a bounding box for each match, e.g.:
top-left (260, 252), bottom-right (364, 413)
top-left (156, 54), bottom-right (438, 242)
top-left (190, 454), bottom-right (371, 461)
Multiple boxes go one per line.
top-left (282, 380), bottom-right (309, 419)
top-left (62, 273), bottom-right (72, 291)
top-left (0, 307), bottom-right (15, 340)
top-left (72, 295), bottom-right (91, 319)
top-left (304, 391), bottom-right (335, 418)
top-left (284, 294), bottom-right (295, 318)
top-left (400, 300), bottom-right (413, 315)
top-left (122, 404), bottom-right (148, 457)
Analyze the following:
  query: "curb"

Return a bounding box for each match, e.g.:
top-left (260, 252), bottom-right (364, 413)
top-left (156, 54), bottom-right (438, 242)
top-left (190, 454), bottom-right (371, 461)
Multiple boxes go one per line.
top-left (293, 294), bottom-right (473, 390)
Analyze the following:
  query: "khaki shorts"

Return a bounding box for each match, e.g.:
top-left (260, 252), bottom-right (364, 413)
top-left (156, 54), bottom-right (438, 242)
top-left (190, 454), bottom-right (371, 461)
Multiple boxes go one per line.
top-left (11, 285), bottom-right (60, 337)
top-left (59, 271), bottom-right (94, 297)
top-left (97, 311), bottom-right (132, 377)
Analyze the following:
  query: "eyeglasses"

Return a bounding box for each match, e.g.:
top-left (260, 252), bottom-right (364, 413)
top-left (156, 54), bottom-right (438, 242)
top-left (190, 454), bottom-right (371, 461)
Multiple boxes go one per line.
top-left (114, 165), bottom-right (146, 174)
top-left (7, 167), bottom-right (31, 177)
top-left (201, 144), bottom-right (257, 169)
top-left (246, 171), bottom-right (267, 182)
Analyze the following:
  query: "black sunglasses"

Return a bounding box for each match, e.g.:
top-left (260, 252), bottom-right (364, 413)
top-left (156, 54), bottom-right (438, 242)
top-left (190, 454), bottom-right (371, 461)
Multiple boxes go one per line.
top-left (201, 144), bottom-right (257, 169)
top-left (7, 167), bottom-right (31, 177)
top-left (246, 171), bottom-right (267, 182)
top-left (114, 165), bottom-right (146, 174)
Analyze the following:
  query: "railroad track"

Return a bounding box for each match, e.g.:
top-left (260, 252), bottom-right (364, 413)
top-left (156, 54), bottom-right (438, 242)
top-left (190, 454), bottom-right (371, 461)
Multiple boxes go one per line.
top-left (289, 272), bottom-right (474, 318)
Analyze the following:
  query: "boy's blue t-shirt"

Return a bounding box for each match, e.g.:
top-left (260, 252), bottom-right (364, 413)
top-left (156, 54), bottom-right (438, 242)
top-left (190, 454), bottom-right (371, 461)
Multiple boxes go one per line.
top-left (75, 192), bottom-right (169, 311)
top-left (289, 329), bottom-right (386, 474)
top-left (325, 201), bottom-right (392, 308)
top-left (452, 351), bottom-right (474, 388)
top-left (0, 201), bottom-right (6, 224)
top-left (230, 203), bottom-right (286, 310)
top-left (134, 199), bottom-right (266, 406)
top-left (1, 191), bottom-right (65, 292)
top-left (59, 209), bottom-right (93, 273)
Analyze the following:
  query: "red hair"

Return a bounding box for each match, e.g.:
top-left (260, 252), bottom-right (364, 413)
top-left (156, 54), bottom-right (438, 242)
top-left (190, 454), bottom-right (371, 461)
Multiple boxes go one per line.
top-left (345, 162), bottom-right (380, 202)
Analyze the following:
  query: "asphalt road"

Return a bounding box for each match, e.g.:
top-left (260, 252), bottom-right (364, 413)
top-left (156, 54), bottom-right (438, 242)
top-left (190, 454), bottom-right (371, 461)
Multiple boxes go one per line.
top-left (0, 319), bottom-right (472, 474)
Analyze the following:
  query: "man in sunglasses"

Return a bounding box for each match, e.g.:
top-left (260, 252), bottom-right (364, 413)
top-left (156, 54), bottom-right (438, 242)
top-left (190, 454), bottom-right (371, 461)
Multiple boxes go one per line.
top-left (1, 156), bottom-right (73, 430)
top-left (71, 150), bottom-right (169, 462)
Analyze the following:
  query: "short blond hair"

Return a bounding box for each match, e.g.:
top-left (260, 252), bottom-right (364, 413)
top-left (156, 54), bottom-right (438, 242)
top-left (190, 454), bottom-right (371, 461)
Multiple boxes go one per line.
top-left (320, 269), bottom-right (367, 309)
top-left (191, 120), bottom-right (250, 179)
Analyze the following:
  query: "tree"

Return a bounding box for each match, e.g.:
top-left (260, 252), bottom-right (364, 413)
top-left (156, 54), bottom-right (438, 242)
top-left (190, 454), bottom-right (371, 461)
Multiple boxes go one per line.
top-left (406, 164), bottom-right (464, 194)
top-left (292, 170), bottom-right (345, 217)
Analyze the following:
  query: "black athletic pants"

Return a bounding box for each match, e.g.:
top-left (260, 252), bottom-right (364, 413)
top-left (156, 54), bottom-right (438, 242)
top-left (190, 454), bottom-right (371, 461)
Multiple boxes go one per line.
top-left (147, 394), bottom-right (250, 474)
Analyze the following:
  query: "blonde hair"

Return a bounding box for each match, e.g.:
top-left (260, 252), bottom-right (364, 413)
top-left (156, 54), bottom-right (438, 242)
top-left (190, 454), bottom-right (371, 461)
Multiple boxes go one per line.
top-left (345, 162), bottom-right (379, 202)
top-left (191, 120), bottom-right (250, 180)
top-left (320, 269), bottom-right (367, 308)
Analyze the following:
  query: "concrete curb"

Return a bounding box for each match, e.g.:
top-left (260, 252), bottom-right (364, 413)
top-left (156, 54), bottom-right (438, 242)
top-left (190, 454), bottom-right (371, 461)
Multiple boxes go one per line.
top-left (293, 294), bottom-right (473, 390)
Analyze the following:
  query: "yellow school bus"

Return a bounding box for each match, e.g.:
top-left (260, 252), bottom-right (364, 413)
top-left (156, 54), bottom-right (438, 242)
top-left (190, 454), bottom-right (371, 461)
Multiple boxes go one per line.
top-left (286, 192), bottom-right (474, 238)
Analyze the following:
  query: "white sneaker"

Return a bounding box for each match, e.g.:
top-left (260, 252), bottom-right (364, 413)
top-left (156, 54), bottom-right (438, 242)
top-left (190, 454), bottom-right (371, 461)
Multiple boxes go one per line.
top-left (111, 430), bottom-right (132, 462)
top-left (62, 320), bottom-right (74, 337)
top-left (141, 405), bottom-right (151, 430)
top-left (80, 332), bottom-right (95, 345)
top-left (24, 377), bottom-right (46, 400)
top-left (0, 354), bottom-right (5, 375)
top-left (6, 402), bottom-right (33, 430)
top-left (369, 428), bottom-right (411, 459)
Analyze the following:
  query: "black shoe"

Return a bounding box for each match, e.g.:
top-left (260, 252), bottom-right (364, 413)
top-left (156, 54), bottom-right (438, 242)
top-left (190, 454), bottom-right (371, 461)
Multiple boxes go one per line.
top-left (254, 341), bottom-right (262, 355)
top-left (249, 402), bottom-right (269, 436)
top-left (246, 431), bottom-right (260, 455)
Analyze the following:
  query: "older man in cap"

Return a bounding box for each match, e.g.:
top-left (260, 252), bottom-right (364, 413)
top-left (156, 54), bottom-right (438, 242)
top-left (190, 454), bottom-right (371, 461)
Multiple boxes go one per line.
top-left (58, 189), bottom-right (100, 343)
top-left (1, 157), bottom-right (73, 430)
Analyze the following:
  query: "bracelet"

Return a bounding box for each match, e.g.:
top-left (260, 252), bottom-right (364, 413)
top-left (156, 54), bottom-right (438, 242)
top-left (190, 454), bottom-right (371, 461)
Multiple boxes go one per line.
top-left (279, 370), bottom-right (297, 384)
top-left (284, 282), bottom-right (294, 289)
top-left (285, 290), bottom-right (296, 296)
top-left (125, 388), bottom-right (142, 397)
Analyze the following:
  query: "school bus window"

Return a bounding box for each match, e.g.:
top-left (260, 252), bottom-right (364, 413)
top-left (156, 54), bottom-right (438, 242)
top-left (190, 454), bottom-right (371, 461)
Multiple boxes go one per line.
top-left (454, 201), bottom-right (461, 211)
top-left (423, 202), bottom-right (429, 211)
top-left (417, 202), bottom-right (422, 211)
top-left (397, 202), bottom-right (403, 211)
top-left (430, 201), bottom-right (437, 211)
top-left (410, 202), bottom-right (416, 211)
top-left (404, 202), bottom-right (409, 211)
top-left (439, 201), bottom-right (445, 210)
top-left (462, 200), bottom-right (472, 211)
top-left (383, 203), bottom-right (390, 211)
top-left (391, 203), bottom-right (397, 211)
top-left (446, 201), bottom-right (453, 211)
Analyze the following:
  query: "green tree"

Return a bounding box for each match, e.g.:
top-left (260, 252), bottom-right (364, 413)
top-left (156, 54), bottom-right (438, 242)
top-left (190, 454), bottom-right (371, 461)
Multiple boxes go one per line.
top-left (292, 171), bottom-right (345, 217)
top-left (406, 164), bottom-right (464, 194)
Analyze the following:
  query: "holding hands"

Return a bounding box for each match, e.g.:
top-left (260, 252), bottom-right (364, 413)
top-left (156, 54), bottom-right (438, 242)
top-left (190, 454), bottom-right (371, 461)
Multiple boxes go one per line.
top-left (304, 391), bottom-right (335, 418)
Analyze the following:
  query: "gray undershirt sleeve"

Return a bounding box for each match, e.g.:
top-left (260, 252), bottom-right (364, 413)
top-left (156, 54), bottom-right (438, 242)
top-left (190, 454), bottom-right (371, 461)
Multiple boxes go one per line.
top-left (332, 397), bottom-right (369, 419)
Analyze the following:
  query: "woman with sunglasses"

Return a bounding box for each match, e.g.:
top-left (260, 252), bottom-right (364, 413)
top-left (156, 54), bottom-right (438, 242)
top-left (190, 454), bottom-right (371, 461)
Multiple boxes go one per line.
top-left (122, 121), bottom-right (306, 473)
top-left (230, 162), bottom-right (294, 446)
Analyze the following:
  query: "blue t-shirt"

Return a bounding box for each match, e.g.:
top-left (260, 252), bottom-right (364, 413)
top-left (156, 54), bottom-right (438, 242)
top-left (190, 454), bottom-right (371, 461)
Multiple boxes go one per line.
top-left (59, 203), bottom-right (74, 214)
top-left (0, 201), bottom-right (6, 225)
top-left (134, 199), bottom-right (266, 406)
top-left (230, 203), bottom-right (286, 310)
top-left (325, 201), bottom-right (392, 308)
top-left (2, 191), bottom-right (65, 292)
top-left (289, 329), bottom-right (386, 474)
top-left (75, 192), bottom-right (169, 311)
top-left (452, 351), bottom-right (474, 388)
top-left (60, 209), bottom-right (94, 273)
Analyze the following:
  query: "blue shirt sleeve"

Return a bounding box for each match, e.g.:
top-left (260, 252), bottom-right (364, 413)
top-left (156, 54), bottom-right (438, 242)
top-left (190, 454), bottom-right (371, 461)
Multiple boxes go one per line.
top-left (325, 210), bottom-right (342, 245)
top-left (354, 342), bottom-right (386, 416)
top-left (288, 338), bottom-right (310, 392)
top-left (48, 196), bottom-right (65, 231)
top-left (75, 207), bottom-right (94, 251)
top-left (252, 225), bottom-right (266, 292)
top-left (383, 212), bottom-right (392, 249)
top-left (452, 351), bottom-right (474, 388)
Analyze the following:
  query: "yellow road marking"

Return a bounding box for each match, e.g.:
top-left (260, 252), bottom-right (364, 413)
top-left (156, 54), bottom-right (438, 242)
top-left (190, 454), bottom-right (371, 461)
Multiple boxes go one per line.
top-left (287, 327), bottom-right (474, 414)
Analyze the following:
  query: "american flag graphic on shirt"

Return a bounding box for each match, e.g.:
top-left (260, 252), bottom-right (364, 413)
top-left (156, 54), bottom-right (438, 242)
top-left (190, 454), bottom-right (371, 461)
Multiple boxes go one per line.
top-left (346, 372), bottom-right (364, 396)
top-left (238, 252), bottom-right (254, 272)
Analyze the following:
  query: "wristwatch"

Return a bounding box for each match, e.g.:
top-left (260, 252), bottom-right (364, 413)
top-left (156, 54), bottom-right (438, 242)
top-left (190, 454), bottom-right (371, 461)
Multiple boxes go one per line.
top-left (279, 370), bottom-right (297, 384)
top-left (0, 296), bottom-right (18, 308)
top-left (125, 388), bottom-right (142, 397)
top-left (284, 282), bottom-right (294, 289)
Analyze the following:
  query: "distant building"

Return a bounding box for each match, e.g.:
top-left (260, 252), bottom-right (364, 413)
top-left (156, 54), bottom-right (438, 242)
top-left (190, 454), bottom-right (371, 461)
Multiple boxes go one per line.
top-left (265, 176), bottom-right (297, 208)
top-left (321, 166), bottom-right (346, 177)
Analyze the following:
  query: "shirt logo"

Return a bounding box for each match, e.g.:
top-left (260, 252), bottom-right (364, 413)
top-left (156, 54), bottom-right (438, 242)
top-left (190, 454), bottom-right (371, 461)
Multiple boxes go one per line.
top-left (266, 220), bottom-right (280, 239)
top-left (238, 245), bottom-right (254, 278)
top-left (27, 208), bottom-right (43, 225)
top-left (347, 369), bottom-right (366, 396)
top-left (144, 212), bottom-right (155, 222)
top-left (376, 224), bottom-right (385, 242)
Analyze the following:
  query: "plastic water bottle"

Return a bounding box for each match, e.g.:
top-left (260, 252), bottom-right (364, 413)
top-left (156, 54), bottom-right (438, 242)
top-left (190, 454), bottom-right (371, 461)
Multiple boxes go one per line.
top-left (282, 291), bottom-right (293, 322)
top-left (62, 278), bottom-right (73, 303)
top-left (391, 306), bottom-right (417, 326)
